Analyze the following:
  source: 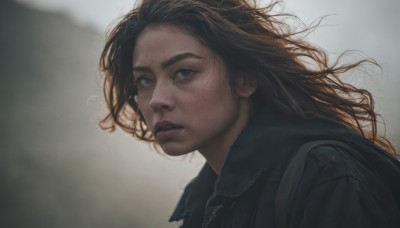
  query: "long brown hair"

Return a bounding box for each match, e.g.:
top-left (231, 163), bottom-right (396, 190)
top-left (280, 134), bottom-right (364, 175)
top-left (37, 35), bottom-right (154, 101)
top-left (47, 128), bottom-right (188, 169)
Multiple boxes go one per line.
top-left (99, 0), bottom-right (397, 157)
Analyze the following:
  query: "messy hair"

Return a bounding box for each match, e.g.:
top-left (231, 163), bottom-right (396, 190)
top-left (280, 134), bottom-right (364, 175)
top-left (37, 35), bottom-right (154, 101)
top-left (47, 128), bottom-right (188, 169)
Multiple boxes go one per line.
top-left (99, 0), bottom-right (397, 156)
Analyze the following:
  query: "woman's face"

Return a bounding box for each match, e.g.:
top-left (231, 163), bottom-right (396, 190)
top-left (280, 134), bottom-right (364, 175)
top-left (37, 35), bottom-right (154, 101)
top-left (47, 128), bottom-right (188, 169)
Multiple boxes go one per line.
top-left (133, 24), bottom-right (252, 156)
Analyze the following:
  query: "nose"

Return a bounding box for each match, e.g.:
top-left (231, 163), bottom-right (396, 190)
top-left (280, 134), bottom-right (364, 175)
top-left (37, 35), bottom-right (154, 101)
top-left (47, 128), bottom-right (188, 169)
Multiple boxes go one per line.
top-left (149, 82), bottom-right (174, 113)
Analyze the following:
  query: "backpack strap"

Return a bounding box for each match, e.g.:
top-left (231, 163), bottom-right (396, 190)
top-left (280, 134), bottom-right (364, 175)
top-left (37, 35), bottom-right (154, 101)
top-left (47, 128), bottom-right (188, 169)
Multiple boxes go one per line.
top-left (274, 140), bottom-right (356, 228)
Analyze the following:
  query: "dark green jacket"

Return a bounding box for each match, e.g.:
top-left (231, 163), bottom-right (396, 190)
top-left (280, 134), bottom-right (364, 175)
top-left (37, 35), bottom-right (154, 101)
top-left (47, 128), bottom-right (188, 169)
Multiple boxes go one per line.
top-left (169, 108), bottom-right (400, 228)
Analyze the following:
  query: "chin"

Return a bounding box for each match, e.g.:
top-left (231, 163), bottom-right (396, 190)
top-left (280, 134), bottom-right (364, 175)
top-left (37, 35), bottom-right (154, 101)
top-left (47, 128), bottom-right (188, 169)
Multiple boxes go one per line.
top-left (159, 143), bottom-right (195, 157)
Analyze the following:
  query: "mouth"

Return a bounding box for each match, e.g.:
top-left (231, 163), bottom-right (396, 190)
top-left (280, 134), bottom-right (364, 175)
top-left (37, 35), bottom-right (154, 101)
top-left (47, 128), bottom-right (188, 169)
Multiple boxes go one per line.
top-left (154, 120), bottom-right (184, 139)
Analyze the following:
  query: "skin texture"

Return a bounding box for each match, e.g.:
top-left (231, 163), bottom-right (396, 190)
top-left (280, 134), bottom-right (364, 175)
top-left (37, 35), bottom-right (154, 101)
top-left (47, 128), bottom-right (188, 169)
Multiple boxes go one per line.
top-left (132, 24), bottom-right (256, 173)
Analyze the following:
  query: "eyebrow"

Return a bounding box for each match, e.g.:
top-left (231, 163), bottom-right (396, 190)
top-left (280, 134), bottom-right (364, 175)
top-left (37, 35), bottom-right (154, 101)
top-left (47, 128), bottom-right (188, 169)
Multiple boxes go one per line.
top-left (133, 52), bottom-right (203, 73)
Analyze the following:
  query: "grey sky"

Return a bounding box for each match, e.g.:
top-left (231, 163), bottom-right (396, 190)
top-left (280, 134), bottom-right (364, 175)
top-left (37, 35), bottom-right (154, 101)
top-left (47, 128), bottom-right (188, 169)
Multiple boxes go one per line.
top-left (16, 0), bottom-right (400, 74)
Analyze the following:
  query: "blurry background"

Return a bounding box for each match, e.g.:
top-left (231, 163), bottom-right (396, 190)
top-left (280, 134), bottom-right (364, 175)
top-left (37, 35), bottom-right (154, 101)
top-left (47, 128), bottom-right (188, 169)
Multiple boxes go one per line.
top-left (0, 0), bottom-right (398, 227)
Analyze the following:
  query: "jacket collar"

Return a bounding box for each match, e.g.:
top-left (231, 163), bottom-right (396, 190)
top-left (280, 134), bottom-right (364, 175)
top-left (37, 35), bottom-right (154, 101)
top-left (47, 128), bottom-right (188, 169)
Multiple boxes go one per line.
top-left (216, 106), bottom-right (356, 197)
top-left (170, 106), bottom-right (357, 221)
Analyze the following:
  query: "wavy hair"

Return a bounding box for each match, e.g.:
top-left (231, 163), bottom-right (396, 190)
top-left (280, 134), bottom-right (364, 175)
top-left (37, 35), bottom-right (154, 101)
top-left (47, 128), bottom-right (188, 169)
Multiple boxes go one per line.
top-left (99, 0), bottom-right (397, 157)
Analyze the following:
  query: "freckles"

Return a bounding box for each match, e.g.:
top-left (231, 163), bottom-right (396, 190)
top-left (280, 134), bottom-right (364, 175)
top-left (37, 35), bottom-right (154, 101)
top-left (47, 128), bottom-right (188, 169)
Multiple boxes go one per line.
top-left (136, 99), bottom-right (145, 111)
top-left (136, 99), bottom-right (151, 120)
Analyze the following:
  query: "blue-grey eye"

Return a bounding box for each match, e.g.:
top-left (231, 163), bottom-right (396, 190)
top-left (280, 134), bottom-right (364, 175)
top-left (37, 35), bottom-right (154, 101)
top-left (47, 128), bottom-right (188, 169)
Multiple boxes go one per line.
top-left (175, 69), bottom-right (194, 81)
top-left (135, 77), bottom-right (154, 88)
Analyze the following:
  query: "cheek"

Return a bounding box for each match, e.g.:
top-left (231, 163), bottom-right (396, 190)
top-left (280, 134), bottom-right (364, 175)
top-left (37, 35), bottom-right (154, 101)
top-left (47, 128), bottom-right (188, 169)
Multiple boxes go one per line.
top-left (184, 83), bottom-right (237, 122)
top-left (136, 99), bottom-right (151, 123)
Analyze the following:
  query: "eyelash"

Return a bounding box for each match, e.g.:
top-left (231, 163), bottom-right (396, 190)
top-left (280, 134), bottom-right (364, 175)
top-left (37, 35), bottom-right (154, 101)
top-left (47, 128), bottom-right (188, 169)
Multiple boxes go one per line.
top-left (133, 68), bottom-right (197, 89)
top-left (134, 76), bottom-right (153, 89)
top-left (174, 68), bottom-right (196, 81)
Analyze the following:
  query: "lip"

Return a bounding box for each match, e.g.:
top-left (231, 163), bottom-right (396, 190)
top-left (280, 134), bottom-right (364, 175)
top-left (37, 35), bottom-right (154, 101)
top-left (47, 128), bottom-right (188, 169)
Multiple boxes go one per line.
top-left (154, 120), bottom-right (184, 141)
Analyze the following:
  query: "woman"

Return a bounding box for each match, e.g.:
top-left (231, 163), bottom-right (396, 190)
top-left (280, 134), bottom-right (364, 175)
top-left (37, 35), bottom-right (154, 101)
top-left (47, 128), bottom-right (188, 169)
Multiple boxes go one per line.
top-left (99, 0), bottom-right (400, 227)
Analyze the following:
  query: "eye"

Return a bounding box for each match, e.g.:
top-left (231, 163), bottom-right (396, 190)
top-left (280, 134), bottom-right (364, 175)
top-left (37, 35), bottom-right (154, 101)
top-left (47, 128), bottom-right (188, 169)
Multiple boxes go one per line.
top-left (134, 77), bottom-right (154, 89)
top-left (175, 69), bottom-right (195, 81)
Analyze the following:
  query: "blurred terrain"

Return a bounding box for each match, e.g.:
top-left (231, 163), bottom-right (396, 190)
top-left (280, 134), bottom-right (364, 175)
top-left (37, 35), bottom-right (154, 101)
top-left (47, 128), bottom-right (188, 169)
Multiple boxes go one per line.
top-left (0, 0), bottom-right (203, 227)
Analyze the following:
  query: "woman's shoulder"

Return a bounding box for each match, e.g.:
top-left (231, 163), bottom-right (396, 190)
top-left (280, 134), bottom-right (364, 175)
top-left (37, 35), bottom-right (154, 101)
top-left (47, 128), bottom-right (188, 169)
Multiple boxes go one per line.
top-left (301, 141), bottom-right (389, 187)
top-left (283, 141), bottom-right (400, 227)
top-left (305, 143), bottom-right (361, 181)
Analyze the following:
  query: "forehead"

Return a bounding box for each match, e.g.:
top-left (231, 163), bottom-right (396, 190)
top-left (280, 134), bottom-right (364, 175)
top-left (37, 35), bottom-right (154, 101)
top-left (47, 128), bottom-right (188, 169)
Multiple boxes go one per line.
top-left (132, 24), bottom-right (212, 65)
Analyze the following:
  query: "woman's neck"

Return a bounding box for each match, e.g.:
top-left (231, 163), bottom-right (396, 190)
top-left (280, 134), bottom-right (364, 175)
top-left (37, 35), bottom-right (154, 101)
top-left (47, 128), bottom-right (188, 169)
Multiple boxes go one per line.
top-left (199, 100), bottom-right (253, 174)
